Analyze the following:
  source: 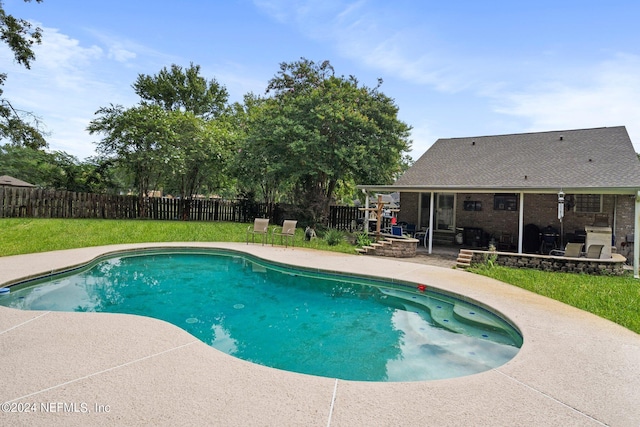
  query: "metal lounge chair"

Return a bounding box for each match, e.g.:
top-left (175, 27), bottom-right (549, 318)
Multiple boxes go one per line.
top-left (549, 242), bottom-right (583, 257)
top-left (585, 244), bottom-right (604, 259)
top-left (246, 218), bottom-right (269, 245)
top-left (272, 220), bottom-right (297, 247)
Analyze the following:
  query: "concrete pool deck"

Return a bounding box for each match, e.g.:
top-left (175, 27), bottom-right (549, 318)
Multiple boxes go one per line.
top-left (0, 242), bottom-right (638, 426)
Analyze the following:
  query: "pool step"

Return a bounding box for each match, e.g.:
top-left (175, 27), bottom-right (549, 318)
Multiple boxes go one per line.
top-left (379, 288), bottom-right (518, 345)
top-left (429, 303), bottom-right (467, 334)
top-left (380, 288), bottom-right (462, 334)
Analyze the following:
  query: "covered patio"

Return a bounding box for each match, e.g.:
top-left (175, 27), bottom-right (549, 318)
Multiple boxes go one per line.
top-left (358, 126), bottom-right (640, 277)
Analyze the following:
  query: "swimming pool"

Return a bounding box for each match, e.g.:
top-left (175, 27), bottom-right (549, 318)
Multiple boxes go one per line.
top-left (0, 249), bottom-right (521, 382)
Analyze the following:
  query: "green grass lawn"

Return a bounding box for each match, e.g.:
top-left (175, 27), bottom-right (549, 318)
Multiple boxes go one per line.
top-left (0, 218), bottom-right (357, 256)
top-left (470, 265), bottom-right (640, 334)
top-left (1, 218), bottom-right (639, 334)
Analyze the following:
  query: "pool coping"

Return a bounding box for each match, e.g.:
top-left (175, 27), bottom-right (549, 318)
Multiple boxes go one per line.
top-left (1, 242), bottom-right (639, 426)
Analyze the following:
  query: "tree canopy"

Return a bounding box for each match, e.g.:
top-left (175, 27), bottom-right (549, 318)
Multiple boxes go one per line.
top-left (133, 63), bottom-right (229, 120)
top-left (88, 64), bottom-right (233, 217)
top-left (236, 58), bottom-right (412, 223)
top-left (37, 57), bottom-right (411, 226)
top-left (0, 0), bottom-right (47, 149)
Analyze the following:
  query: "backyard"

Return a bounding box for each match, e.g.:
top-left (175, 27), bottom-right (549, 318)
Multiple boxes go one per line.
top-left (1, 218), bottom-right (638, 334)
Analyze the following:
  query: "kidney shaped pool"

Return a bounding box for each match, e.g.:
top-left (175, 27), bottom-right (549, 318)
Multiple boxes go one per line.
top-left (0, 249), bottom-right (522, 382)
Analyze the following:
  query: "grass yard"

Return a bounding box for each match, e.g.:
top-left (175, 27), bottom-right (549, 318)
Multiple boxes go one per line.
top-left (1, 218), bottom-right (638, 334)
top-left (470, 265), bottom-right (640, 334)
top-left (0, 218), bottom-right (356, 256)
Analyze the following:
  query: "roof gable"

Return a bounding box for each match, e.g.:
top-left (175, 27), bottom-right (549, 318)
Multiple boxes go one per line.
top-left (0, 175), bottom-right (36, 187)
top-left (395, 126), bottom-right (640, 190)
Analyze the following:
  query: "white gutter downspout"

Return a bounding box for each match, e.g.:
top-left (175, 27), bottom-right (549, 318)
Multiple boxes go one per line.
top-left (518, 192), bottom-right (524, 253)
top-left (613, 195), bottom-right (618, 242)
top-left (428, 192), bottom-right (434, 254)
top-left (634, 190), bottom-right (639, 278)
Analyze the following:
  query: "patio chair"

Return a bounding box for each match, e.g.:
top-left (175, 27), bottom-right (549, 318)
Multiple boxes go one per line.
top-left (404, 223), bottom-right (417, 237)
top-left (246, 218), bottom-right (269, 245)
top-left (497, 232), bottom-right (514, 251)
top-left (414, 227), bottom-right (430, 248)
top-left (549, 242), bottom-right (583, 257)
top-left (391, 225), bottom-right (403, 237)
top-left (272, 220), bottom-right (297, 247)
top-left (585, 244), bottom-right (604, 259)
top-left (621, 233), bottom-right (634, 264)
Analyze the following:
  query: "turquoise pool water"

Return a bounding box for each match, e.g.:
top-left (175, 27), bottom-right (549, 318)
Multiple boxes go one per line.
top-left (0, 250), bottom-right (521, 382)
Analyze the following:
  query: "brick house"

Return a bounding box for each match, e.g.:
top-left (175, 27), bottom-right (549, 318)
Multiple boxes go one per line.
top-left (358, 126), bottom-right (640, 275)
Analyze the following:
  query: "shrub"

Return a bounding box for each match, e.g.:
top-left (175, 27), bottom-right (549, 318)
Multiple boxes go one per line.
top-left (355, 231), bottom-right (372, 247)
top-left (324, 228), bottom-right (345, 246)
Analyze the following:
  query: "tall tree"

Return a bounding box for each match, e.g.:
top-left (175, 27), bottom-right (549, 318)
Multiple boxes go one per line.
top-left (241, 58), bottom-right (412, 223)
top-left (89, 64), bottom-right (233, 218)
top-left (160, 111), bottom-right (234, 217)
top-left (231, 93), bottom-right (291, 205)
top-left (0, 0), bottom-right (46, 149)
top-left (132, 63), bottom-right (232, 217)
top-left (133, 63), bottom-right (228, 119)
top-left (88, 104), bottom-right (175, 217)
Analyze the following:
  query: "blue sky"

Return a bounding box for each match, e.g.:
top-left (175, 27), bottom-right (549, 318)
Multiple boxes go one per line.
top-left (2, 0), bottom-right (640, 161)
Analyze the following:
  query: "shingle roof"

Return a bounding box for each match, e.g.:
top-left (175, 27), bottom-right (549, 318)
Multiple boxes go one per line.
top-left (394, 126), bottom-right (640, 192)
top-left (0, 175), bottom-right (36, 187)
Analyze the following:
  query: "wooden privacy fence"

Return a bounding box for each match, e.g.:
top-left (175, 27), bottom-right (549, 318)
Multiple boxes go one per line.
top-left (0, 187), bottom-right (139, 219)
top-left (0, 187), bottom-right (276, 223)
top-left (1, 186), bottom-right (369, 229)
top-left (329, 206), bottom-right (362, 231)
top-left (328, 205), bottom-right (393, 232)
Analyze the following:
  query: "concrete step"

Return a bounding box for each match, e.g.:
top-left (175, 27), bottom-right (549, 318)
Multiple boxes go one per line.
top-left (456, 249), bottom-right (473, 268)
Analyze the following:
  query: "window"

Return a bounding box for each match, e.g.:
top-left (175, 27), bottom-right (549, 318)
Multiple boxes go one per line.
top-left (574, 194), bottom-right (602, 213)
top-left (463, 201), bottom-right (482, 211)
top-left (494, 194), bottom-right (518, 211)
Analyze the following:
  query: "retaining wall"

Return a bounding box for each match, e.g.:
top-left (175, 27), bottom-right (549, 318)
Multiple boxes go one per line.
top-left (469, 250), bottom-right (627, 275)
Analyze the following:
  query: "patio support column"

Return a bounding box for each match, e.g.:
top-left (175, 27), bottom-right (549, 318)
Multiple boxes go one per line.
top-left (634, 191), bottom-right (639, 278)
top-left (518, 192), bottom-right (524, 253)
top-left (428, 192), bottom-right (434, 254)
top-left (364, 192), bottom-right (370, 233)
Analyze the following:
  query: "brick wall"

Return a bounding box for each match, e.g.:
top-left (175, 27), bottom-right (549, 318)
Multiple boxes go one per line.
top-left (398, 192), bottom-right (419, 225)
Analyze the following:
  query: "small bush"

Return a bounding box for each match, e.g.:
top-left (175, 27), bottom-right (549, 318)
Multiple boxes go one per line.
top-left (324, 228), bottom-right (345, 246)
top-left (355, 231), bottom-right (372, 247)
top-left (484, 243), bottom-right (498, 268)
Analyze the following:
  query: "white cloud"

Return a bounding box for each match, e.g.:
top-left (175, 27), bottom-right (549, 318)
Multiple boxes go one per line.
top-left (108, 45), bottom-right (137, 62)
top-left (0, 24), bottom-right (142, 159)
top-left (254, 0), bottom-right (481, 94)
top-left (494, 53), bottom-right (640, 150)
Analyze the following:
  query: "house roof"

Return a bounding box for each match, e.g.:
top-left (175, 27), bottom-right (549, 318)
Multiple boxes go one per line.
top-left (363, 126), bottom-right (640, 194)
top-left (0, 175), bottom-right (36, 187)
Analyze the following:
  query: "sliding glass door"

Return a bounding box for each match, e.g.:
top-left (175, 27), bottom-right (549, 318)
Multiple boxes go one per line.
top-left (436, 193), bottom-right (455, 232)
